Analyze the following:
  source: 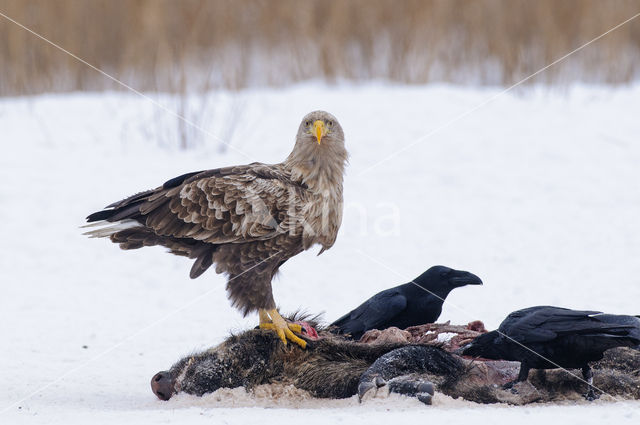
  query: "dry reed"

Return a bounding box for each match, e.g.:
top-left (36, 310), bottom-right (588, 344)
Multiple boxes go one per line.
top-left (1, 0), bottom-right (640, 96)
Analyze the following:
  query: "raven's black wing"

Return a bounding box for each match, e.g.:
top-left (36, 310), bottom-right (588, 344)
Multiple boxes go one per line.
top-left (331, 290), bottom-right (408, 338)
top-left (500, 306), bottom-right (634, 344)
top-left (586, 313), bottom-right (640, 344)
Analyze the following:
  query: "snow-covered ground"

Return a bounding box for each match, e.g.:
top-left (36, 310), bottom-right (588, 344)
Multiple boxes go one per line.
top-left (1, 83), bottom-right (640, 424)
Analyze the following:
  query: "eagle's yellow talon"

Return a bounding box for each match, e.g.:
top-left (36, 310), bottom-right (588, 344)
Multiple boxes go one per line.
top-left (258, 309), bottom-right (306, 349)
top-left (259, 323), bottom-right (276, 330)
top-left (284, 328), bottom-right (307, 349)
top-left (287, 323), bottom-right (302, 333)
top-left (276, 329), bottom-right (287, 345)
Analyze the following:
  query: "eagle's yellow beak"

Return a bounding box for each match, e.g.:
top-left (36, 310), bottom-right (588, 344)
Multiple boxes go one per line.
top-left (313, 120), bottom-right (326, 144)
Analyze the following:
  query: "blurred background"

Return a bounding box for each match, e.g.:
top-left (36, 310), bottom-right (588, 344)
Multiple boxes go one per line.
top-left (2, 0), bottom-right (640, 97)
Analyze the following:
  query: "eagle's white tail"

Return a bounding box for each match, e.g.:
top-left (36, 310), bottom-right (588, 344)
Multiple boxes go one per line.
top-left (81, 219), bottom-right (142, 238)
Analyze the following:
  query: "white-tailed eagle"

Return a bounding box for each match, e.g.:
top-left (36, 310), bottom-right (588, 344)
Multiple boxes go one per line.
top-left (84, 111), bottom-right (347, 348)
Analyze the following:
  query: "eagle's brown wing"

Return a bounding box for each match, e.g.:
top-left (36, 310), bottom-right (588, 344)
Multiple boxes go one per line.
top-left (85, 162), bottom-right (308, 276)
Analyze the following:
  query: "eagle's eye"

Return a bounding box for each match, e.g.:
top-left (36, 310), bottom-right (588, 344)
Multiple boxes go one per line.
top-left (305, 120), bottom-right (311, 127)
top-left (327, 120), bottom-right (333, 127)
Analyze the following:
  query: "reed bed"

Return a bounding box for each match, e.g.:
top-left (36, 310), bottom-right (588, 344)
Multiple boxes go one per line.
top-left (1, 0), bottom-right (639, 96)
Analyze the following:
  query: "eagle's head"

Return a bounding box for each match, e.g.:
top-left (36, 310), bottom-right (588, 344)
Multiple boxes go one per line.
top-left (296, 110), bottom-right (345, 149)
top-left (287, 110), bottom-right (348, 187)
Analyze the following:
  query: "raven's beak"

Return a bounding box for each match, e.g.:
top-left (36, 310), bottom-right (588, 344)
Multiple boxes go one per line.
top-left (453, 344), bottom-right (471, 356)
top-left (449, 271), bottom-right (483, 287)
top-left (313, 120), bottom-right (326, 144)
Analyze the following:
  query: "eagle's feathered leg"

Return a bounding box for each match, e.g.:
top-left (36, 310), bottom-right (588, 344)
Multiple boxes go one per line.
top-left (258, 309), bottom-right (306, 348)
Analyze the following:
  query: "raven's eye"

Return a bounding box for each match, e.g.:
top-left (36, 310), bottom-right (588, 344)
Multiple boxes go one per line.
top-left (305, 120), bottom-right (311, 127)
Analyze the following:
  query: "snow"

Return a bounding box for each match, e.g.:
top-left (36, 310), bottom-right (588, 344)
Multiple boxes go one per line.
top-left (436, 332), bottom-right (458, 343)
top-left (1, 83), bottom-right (640, 424)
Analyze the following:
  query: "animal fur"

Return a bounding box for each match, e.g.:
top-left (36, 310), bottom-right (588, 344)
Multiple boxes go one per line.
top-left (151, 322), bottom-right (640, 404)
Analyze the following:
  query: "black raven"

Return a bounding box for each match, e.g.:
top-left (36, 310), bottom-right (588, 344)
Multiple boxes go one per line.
top-left (461, 305), bottom-right (640, 400)
top-left (331, 266), bottom-right (483, 340)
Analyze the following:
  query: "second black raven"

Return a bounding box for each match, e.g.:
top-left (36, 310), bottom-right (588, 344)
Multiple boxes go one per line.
top-left (461, 305), bottom-right (640, 399)
top-left (331, 266), bottom-right (483, 340)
